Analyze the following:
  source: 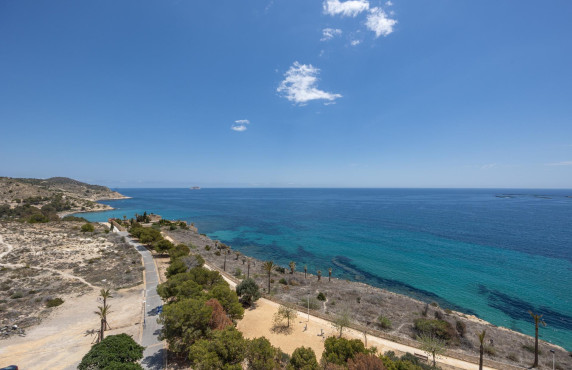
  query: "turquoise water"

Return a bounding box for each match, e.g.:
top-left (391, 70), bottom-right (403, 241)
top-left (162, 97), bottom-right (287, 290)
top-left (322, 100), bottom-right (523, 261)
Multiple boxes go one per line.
top-left (79, 188), bottom-right (572, 349)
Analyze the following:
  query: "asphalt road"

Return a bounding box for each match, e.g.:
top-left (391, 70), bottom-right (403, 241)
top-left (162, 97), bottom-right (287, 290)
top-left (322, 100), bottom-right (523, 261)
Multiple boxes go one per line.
top-left (119, 231), bottom-right (165, 370)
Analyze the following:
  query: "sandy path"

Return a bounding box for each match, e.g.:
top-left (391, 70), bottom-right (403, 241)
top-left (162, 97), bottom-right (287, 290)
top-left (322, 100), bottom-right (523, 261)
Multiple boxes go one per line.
top-left (0, 287), bottom-right (143, 370)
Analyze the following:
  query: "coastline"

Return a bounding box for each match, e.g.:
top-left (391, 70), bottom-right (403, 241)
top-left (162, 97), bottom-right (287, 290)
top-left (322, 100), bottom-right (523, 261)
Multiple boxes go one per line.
top-left (162, 224), bottom-right (571, 369)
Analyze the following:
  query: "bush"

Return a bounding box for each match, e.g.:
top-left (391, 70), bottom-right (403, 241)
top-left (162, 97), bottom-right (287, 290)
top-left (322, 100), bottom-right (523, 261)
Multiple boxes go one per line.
top-left (81, 223), bottom-right (95, 232)
top-left (28, 214), bottom-right (49, 223)
top-left (279, 278), bottom-right (288, 285)
top-left (506, 353), bottom-right (518, 362)
top-left (62, 215), bottom-right (88, 222)
top-left (10, 292), bottom-right (23, 299)
top-left (347, 353), bottom-right (386, 369)
top-left (246, 337), bottom-right (280, 370)
top-left (234, 268), bottom-right (243, 278)
top-left (289, 346), bottom-right (319, 369)
top-left (378, 315), bottom-right (392, 330)
top-left (317, 292), bottom-right (326, 301)
top-left (236, 278), bottom-right (261, 307)
top-left (455, 320), bottom-right (466, 337)
top-left (46, 298), bottom-right (64, 307)
top-left (522, 343), bottom-right (540, 354)
top-left (214, 251), bottom-right (221, 256)
top-left (205, 245), bottom-right (211, 251)
top-left (169, 244), bottom-right (191, 259)
top-left (154, 239), bottom-right (174, 255)
top-left (188, 327), bottom-right (247, 369)
top-left (300, 297), bottom-right (320, 310)
top-left (414, 318), bottom-right (457, 342)
top-left (78, 334), bottom-right (144, 370)
top-left (484, 345), bottom-right (496, 356)
top-left (321, 336), bottom-right (368, 366)
top-left (275, 266), bottom-right (286, 274)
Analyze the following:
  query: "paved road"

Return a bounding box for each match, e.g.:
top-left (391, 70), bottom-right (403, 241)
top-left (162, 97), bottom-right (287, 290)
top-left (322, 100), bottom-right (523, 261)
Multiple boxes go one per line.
top-left (118, 231), bottom-right (165, 370)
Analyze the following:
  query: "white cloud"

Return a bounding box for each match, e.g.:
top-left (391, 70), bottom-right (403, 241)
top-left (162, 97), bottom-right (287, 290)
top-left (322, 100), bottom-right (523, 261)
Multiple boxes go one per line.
top-left (546, 161), bottom-right (572, 166)
top-left (366, 7), bottom-right (397, 37)
top-left (385, 1), bottom-right (393, 6)
top-left (231, 119), bottom-right (250, 132)
top-left (277, 62), bottom-right (342, 105)
top-left (481, 163), bottom-right (497, 170)
top-left (350, 39), bottom-right (361, 46)
top-left (323, 0), bottom-right (369, 17)
top-left (321, 28), bottom-right (342, 41)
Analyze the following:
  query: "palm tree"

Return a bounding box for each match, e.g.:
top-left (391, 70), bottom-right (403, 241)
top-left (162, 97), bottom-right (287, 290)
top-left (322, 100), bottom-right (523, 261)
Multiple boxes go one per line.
top-left (317, 270), bottom-right (322, 281)
top-left (235, 251), bottom-right (240, 260)
top-left (95, 304), bottom-right (111, 343)
top-left (529, 311), bottom-right (546, 368)
top-left (263, 261), bottom-right (275, 293)
top-left (289, 261), bottom-right (296, 274)
top-left (478, 329), bottom-right (486, 370)
top-left (304, 265), bottom-right (307, 279)
top-left (328, 268), bottom-right (332, 282)
top-left (99, 289), bottom-right (113, 330)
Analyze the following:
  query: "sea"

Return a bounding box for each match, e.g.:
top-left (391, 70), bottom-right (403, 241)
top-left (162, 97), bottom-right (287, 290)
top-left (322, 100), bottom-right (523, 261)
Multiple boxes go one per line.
top-left (78, 188), bottom-right (572, 350)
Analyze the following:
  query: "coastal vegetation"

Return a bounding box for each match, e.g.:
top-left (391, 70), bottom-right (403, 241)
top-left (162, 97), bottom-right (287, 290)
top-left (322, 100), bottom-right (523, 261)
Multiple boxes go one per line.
top-left (78, 334), bottom-right (144, 370)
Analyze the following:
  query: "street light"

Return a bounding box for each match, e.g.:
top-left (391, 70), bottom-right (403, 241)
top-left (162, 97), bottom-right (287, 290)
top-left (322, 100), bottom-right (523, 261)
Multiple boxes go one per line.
top-left (307, 291), bottom-right (310, 322)
top-left (550, 349), bottom-right (555, 370)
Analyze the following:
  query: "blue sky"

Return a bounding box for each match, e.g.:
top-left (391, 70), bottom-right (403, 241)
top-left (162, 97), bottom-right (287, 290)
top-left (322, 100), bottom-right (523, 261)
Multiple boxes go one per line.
top-left (1, 0), bottom-right (571, 188)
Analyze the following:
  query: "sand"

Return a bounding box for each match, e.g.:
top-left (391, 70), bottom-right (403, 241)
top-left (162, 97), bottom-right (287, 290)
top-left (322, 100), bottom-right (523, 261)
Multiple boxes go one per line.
top-left (0, 286), bottom-right (143, 370)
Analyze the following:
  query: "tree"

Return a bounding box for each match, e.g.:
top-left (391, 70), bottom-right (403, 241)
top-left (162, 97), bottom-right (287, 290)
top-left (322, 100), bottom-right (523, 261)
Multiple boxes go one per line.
top-left (332, 310), bottom-right (351, 338)
top-left (235, 251), bottom-right (241, 260)
top-left (188, 327), bottom-right (247, 370)
top-left (246, 337), bottom-right (280, 370)
top-left (95, 303), bottom-right (111, 343)
top-left (289, 261), bottom-right (296, 274)
top-left (347, 353), bottom-right (386, 370)
top-left (205, 298), bottom-right (233, 330)
top-left (207, 284), bottom-right (244, 321)
top-left (236, 278), bottom-right (261, 307)
top-left (418, 333), bottom-right (446, 368)
top-left (247, 259), bottom-right (251, 278)
top-left (78, 334), bottom-right (144, 370)
top-left (99, 289), bottom-right (112, 332)
top-left (321, 337), bottom-right (367, 366)
top-left (304, 265), bottom-right (307, 279)
top-left (317, 270), bottom-right (322, 281)
top-left (289, 347), bottom-right (319, 370)
top-left (263, 261), bottom-right (275, 293)
top-left (157, 273), bottom-right (203, 301)
top-left (154, 239), bottom-right (174, 255)
top-left (159, 298), bottom-right (213, 353)
top-left (169, 243), bottom-right (190, 259)
top-left (478, 329), bottom-right (486, 370)
top-left (328, 268), bottom-right (332, 282)
top-left (273, 304), bottom-right (297, 328)
top-left (529, 310), bottom-right (546, 368)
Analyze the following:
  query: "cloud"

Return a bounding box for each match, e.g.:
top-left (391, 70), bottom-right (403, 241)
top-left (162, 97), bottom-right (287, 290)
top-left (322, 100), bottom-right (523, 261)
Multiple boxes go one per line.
top-left (481, 163), bottom-right (497, 170)
top-left (277, 62), bottom-right (342, 105)
top-left (385, 1), bottom-right (393, 6)
top-left (350, 39), bottom-right (361, 46)
top-left (366, 7), bottom-right (397, 37)
top-left (323, 0), bottom-right (370, 17)
top-left (546, 161), bottom-right (572, 166)
top-left (321, 28), bottom-right (342, 41)
top-left (231, 119), bottom-right (250, 132)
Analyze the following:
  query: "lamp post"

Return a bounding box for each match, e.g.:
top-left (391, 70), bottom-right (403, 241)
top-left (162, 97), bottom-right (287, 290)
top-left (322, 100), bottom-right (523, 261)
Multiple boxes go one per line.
top-left (550, 349), bottom-right (555, 370)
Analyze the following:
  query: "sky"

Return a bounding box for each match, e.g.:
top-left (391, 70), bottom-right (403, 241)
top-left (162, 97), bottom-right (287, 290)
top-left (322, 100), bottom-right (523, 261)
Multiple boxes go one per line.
top-left (1, 0), bottom-right (571, 188)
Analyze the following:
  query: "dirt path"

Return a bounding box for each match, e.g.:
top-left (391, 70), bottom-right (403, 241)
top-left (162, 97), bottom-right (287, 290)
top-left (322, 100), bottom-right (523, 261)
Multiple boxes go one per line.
top-left (0, 286), bottom-right (142, 369)
top-left (0, 234), bottom-right (97, 290)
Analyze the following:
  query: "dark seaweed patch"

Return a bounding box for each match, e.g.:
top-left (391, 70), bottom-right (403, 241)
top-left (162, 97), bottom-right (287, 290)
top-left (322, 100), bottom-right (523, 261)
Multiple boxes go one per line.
top-left (332, 256), bottom-right (476, 315)
top-left (478, 285), bottom-right (572, 331)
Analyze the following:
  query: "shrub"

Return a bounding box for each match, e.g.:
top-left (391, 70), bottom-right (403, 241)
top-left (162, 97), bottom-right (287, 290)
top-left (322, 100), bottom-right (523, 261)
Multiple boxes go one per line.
top-left (246, 337), bottom-right (280, 370)
top-left (506, 353), bottom-right (518, 362)
top-left (78, 334), bottom-right (144, 370)
top-left (484, 345), bottom-right (496, 356)
top-left (46, 298), bottom-right (64, 307)
top-left (154, 239), bottom-right (174, 255)
top-left (279, 278), bottom-right (288, 285)
top-left (62, 215), bottom-right (88, 222)
top-left (236, 278), bottom-right (261, 306)
top-left (414, 318), bottom-right (457, 342)
top-left (378, 315), bottom-right (392, 330)
top-left (455, 320), bottom-right (466, 337)
top-left (275, 266), bottom-right (286, 274)
top-left (234, 268), bottom-right (243, 278)
top-left (81, 223), bottom-right (95, 233)
top-left (522, 343), bottom-right (541, 354)
top-left (317, 292), bottom-right (326, 301)
top-left (300, 297), bottom-right (320, 310)
top-left (10, 292), bottom-right (23, 299)
top-left (347, 353), bottom-right (386, 369)
top-left (188, 327), bottom-right (247, 369)
top-left (205, 245), bottom-right (211, 251)
top-left (28, 214), bottom-right (49, 223)
top-left (321, 337), bottom-right (368, 366)
top-left (289, 346), bottom-right (319, 369)
top-left (169, 244), bottom-right (191, 259)
top-left (214, 251), bottom-right (221, 256)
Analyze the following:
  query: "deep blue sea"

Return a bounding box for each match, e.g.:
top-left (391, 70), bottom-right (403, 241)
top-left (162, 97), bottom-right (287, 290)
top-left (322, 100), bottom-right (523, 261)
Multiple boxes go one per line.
top-left (79, 188), bottom-right (572, 349)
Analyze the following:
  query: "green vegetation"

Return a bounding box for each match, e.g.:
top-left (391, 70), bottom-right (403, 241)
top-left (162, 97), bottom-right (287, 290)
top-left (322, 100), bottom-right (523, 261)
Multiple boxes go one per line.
top-left (413, 318), bottom-right (457, 342)
top-left (378, 315), bottom-right (392, 330)
top-left (321, 336), bottom-right (369, 366)
top-left (81, 223), bottom-right (95, 232)
top-left (129, 224), bottom-right (162, 244)
top-left (154, 239), bottom-right (174, 255)
top-left (332, 310), bottom-right (351, 337)
top-left (235, 278), bottom-right (261, 306)
top-left (273, 305), bottom-right (297, 328)
top-left (78, 334), bottom-right (144, 370)
top-left (528, 310), bottom-right (546, 368)
top-left (317, 292), bottom-right (326, 301)
top-left (418, 333), bottom-right (446, 368)
top-left (45, 297), bottom-right (64, 307)
top-left (381, 351), bottom-right (437, 370)
top-left (289, 346), bottom-right (319, 370)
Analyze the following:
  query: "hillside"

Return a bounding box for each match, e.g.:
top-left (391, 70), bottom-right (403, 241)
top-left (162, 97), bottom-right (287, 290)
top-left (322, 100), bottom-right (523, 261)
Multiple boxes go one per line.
top-left (0, 176), bottom-right (127, 218)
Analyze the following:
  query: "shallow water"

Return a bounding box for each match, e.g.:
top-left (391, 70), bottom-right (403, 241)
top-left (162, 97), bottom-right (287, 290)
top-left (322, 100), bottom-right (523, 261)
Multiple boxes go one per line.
top-left (79, 188), bottom-right (572, 349)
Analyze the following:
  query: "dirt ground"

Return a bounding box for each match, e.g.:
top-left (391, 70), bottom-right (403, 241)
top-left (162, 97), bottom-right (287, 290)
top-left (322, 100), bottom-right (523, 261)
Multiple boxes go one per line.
top-left (0, 286), bottom-right (142, 369)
